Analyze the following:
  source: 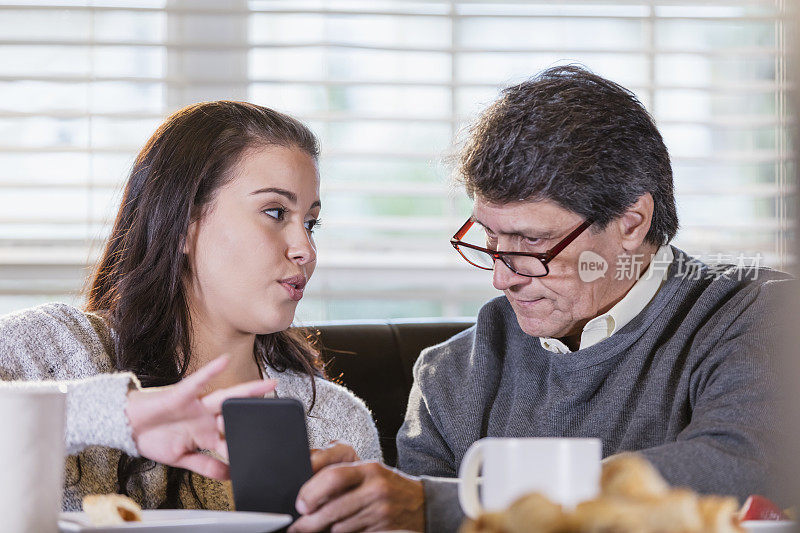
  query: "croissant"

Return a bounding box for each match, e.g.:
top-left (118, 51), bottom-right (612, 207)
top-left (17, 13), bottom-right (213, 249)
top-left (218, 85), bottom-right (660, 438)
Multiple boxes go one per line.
top-left (82, 493), bottom-right (143, 526)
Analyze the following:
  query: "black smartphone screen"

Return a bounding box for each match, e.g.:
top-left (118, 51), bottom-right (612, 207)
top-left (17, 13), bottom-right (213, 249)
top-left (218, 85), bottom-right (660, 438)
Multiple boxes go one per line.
top-left (222, 397), bottom-right (313, 519)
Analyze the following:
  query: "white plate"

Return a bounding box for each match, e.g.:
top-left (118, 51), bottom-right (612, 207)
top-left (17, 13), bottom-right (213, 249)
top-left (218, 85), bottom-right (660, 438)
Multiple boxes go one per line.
top-left (742, 520), bottom-right (796, 533)
top-left (59, 509), bottom-right (292, 533)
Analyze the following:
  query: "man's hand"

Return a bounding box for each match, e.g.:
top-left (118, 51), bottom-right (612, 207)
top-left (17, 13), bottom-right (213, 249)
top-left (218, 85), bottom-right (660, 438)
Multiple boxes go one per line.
top-left (125, 355), bottom-right (276, 480)
top-left (310, 441), bottom-right (361, 473)
top-left (289, 461), bottom-right (425, 533)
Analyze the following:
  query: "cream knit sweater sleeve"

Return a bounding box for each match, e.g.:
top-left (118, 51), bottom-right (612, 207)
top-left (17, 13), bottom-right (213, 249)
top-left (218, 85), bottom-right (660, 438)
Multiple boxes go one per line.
top-left (0, 303), bottom-right (140, 456)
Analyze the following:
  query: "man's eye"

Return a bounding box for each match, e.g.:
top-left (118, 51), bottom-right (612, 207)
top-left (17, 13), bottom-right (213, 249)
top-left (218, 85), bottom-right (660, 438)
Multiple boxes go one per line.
top-left (304, 218), bottom-right (322, 233)
top-left (263, 207), bottom-right (285, 221)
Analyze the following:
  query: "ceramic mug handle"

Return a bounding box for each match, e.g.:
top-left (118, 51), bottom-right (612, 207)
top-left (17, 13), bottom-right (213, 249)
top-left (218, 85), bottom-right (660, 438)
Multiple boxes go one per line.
top-left (458, 441), bottom-right (486, 519)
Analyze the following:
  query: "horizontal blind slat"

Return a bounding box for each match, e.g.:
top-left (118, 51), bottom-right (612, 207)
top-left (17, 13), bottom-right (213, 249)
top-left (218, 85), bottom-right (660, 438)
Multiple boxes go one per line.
top-left (0, 111), bottom-right (793, 130)
top-left (0, 40), bottom-right (784, 57)
top-left (0, 4), bottom-right (786, 21)
top-left (0, 75), bottom-right (791, 93)
top-left (0, 146), bottom-right (792, 163)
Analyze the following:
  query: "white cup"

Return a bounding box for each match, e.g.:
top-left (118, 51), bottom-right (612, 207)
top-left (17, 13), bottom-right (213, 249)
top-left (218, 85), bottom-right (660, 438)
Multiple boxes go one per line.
top-left (458, 437), bottom-right (601, 519)
top-left (0, 385), bottom-right (67, 533)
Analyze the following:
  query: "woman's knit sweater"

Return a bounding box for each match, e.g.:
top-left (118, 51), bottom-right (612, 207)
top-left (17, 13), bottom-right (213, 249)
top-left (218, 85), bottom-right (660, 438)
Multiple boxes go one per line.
top-left (0, 303), bottom-right (382, 511)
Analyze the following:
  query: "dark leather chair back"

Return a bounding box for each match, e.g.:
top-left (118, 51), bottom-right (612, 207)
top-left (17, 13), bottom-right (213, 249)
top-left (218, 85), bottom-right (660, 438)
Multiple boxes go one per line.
top-left (312, 319), bottom-right (474, 466)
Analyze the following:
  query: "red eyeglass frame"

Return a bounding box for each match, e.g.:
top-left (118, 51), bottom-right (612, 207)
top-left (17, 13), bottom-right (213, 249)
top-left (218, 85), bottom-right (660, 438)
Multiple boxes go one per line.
top-left (450, 218), bottom-right (594, 277)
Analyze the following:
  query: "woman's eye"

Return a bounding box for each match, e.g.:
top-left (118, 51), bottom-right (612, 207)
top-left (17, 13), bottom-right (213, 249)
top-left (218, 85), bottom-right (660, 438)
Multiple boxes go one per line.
top-left (304, 218), bottom-right (322, 233)
top-left (263, 207), bottom-right (285, 221)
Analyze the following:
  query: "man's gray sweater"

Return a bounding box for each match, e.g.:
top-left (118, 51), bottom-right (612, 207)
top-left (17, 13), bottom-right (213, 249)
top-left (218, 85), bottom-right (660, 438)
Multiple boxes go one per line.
top-left (397, 250), bottom-right (791, 532)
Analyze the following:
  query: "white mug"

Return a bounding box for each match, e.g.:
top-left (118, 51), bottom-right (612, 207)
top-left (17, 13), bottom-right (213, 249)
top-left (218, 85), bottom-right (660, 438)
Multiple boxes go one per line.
top-left (458, 437), bottom-right (601, 518)
top-left (0, 385), bottom-right (67, 533)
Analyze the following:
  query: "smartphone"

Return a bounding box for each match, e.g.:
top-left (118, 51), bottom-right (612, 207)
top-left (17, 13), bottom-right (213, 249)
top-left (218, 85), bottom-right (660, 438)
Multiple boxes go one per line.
top-left (222, 397), bottom-right (313, 519)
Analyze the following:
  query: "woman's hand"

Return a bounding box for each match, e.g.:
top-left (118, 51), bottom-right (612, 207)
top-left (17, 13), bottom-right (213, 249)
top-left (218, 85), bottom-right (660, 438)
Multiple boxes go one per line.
top-left (125, 355), bottom-right (275, 480)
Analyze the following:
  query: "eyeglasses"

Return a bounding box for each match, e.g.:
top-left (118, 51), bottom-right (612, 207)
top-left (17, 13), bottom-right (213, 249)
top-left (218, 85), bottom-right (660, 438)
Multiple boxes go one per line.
top-left (450, 218), bottom-right (593, 277)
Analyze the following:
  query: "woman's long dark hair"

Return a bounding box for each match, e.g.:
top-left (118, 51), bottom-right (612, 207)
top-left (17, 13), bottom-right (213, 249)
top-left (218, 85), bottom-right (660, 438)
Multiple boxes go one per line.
top-left (84, 101), bottom-right (324, 508)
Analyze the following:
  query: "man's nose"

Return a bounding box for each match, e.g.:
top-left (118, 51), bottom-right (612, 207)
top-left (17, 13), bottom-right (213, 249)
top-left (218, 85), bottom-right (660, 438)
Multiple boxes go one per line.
top-left (492, 258), bottom-right (529, 291)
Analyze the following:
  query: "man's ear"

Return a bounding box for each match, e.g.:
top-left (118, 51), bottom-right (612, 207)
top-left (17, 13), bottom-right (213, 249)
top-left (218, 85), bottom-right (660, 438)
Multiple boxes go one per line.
top-left (616, 193), bottom-right (654, 252)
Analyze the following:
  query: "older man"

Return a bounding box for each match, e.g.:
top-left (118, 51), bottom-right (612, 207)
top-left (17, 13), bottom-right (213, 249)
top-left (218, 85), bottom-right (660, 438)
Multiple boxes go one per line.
top-left (289, 66), bottom-right (790, 533)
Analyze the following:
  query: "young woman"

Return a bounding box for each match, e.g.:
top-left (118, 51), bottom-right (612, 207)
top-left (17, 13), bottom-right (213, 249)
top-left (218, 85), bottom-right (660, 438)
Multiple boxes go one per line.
top-left (0, 101), bottom-right (381, 511)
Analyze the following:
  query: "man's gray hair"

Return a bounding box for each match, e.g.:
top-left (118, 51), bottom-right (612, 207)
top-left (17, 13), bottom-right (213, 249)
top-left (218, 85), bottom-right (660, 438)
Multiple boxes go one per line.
top-left (457, 65), bottom-right (678, 246)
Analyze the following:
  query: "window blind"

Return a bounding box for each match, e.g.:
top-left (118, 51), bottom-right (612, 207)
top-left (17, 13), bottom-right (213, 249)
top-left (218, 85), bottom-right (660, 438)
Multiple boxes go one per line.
top-left (0, 0), bottom-right (792, 320)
